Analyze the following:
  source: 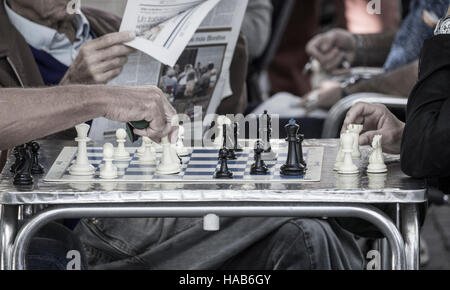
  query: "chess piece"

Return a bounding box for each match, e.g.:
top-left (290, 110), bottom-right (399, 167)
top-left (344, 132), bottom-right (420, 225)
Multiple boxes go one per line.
top-left (233, 122), bottom-right (243, 152)
top-left (29, 142), bottom-right (44, 174)
top-left (280, 119), bottom-right (306, 176)
top-left (338, 131), bottom-right (359, 175)
top-left (136, 138), bottom-right (146, 157)
top-left (222, 124), bottom-right (236, 160)
top-left (334, 135), bottom-right (345, 171)
top-left (251, 141), bottom-right (269, 175)
top-left (215, 148), bottom-right (233, 179)
top-left (139, 137), bottom-right (156, 164)
top-left (367, 135), bottom-right (387, 173)
top-left (13, 145), bottom-right (33, 186)
top-left (10, 145), bottom-right (25, 173)
top-left (214, 116), bottom-right (231, 147)
top-left (260, 111), bottom-right (276, 160)
top-left (69, 124), bottom-right (95, 176)
top-left (176, 125), bottom-right (189, 156)
top-left (114, 128), bottom-right (131, 161)
top-left (157, 137), bottom-right (181, 175)
top-left (296, 133), bottom-right (307, 167)
top-left (348, 124), bottom-right (363, 159)
top-left (100, 143), bottom-right (118, 179)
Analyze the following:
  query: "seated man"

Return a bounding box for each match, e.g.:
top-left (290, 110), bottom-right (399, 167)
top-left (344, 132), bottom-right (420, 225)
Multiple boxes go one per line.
top-left (304, 0), bottom-right (450, 110)
top-left (342, 5), bottom-right (450, 194)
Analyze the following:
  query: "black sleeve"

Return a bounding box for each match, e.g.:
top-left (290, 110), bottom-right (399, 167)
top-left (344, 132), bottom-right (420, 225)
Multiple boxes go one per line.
top-left (401, 35), bottom-right (450, 179)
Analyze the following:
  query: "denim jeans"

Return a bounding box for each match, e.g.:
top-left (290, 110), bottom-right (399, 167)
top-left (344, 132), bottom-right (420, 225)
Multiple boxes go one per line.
top-left (27, 222), bottom-right (87, 270)
top-left (76, 217), bottom-right (364, 270)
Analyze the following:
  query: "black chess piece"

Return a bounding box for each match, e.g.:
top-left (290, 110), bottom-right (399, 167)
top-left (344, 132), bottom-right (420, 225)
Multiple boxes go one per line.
top-left (233, 122), bottom-right (243, 152)
top-left (280, 119), bottom-right (306, 176)
top-left (263, 110), bottom-right (272, 153)
top-left (251, 141), bottom-right (269, 175)
top-left (29, 142), bottom-right (44, 174)
top-left (10, 145), bottom-right (25, 173)
top-left (296, 133), bottom-right (307, 167)
top-left (13, 145), bottom-right (34, 186)
top-left (215, 148), bottom-right (233, 179)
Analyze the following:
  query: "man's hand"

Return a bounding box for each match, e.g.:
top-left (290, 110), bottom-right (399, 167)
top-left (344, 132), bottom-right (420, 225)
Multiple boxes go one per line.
top-left (306, 28), bottom-right (357, 73)
top-left (302, 80), bottom-right (342, 110)
top-left (342, 103), bottom-right (405, 154)
top-left (60, 32), bottom-right (136, 85)
top-left (101, 86), bottom-right (178, 143)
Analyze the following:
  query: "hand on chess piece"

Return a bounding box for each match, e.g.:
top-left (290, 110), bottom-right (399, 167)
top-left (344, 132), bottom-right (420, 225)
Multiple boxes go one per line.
top-left (102, 86), bottom-right (179, 143)
top-left (342, 103), bottom-right (405, 154)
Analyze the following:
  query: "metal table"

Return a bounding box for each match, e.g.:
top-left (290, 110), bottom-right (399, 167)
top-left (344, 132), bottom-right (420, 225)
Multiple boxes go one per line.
top-left (0, 139), bottom-right (427, 270)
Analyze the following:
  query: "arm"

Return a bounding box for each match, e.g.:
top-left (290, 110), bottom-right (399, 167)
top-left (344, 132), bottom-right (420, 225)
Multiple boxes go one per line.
top-left (401, 35), bottom-right (450, 178)
top-left (0, 85), bottom-right (177, 150)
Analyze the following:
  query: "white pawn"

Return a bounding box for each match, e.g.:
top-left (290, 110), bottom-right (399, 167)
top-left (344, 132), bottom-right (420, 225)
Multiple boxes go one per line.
top-left (367, 135), bottom-right (388, 173)
top-left (69, 123), bottom-right (95, 176)
top-left (100, 143), bottom-right (118, 179)
top-left (176, 126), bottom-right (189, 156)
top-left (114, 128), bottom-right (131, 161)
top-left (334, 134), bottom-right (345, 171)
top-left (157, 137), bottom-right (181, 175)
top-left (348, 124), bottom-right (363, 159)
top-left (338, 131), bottom-right (359, 175)
top-left (136, 139), bottom-right (146, 157)
top-left (139, 137), bottom-right (156, 164)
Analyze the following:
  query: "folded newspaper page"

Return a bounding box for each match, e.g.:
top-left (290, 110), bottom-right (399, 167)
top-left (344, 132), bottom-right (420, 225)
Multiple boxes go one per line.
top-left (120, 0), bottom-right (221, 67)
top-left (89, 0), bottom-right (248, 141)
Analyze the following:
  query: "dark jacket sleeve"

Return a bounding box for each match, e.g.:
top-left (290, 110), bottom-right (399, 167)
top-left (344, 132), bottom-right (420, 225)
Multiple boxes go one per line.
top-left (401, 35), bottom-right (450, 179)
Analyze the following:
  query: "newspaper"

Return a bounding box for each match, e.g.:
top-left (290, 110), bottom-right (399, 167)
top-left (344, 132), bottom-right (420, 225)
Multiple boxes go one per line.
top-left (89, 0), bottom-right (249, 141)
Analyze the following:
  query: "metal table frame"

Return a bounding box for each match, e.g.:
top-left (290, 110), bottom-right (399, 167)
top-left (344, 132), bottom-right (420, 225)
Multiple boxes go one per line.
top-left (0, 139), bottom-right (425, 270)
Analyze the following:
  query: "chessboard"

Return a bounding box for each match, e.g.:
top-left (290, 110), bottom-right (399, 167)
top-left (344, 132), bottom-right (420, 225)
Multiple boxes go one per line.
top-left (44, 140), bottom-right (324, 184)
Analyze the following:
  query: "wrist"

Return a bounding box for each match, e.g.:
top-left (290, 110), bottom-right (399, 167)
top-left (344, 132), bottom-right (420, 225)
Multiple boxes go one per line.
top-left (80, 85), bottom-right (110, 118)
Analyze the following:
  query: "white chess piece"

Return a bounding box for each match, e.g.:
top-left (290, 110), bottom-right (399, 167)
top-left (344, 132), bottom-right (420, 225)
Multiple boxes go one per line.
top-left (157, 137), bottom-right (181, 175)
top-left (114, 128), bottom-right (131, 161)
top-left (69, 123), bottom-right (95, 176)
top-left (367, 135), bottom-right (387, 173)
top-left (214, 116), bottom-right (231, 147)
top-left (176, 126), bottom-right (189, 156)
top-left (334, 134), bottom-right (345, 171)
top-left (136, 139), bottom-right (146, 157)
top-left (338, 131), bottom-right (359, 174)
top-left (139, 137), bottom-right (156, 164)
top-left (348, 124), bottom-right (363, 159)
top-left (100, 143), bottom-right (118, 179)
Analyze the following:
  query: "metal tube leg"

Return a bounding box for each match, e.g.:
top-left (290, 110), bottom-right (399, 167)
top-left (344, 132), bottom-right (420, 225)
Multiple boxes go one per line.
top-left (400, 204), bottom-right (420, 270)
top-left (0, 205), bottom-right (19, 270)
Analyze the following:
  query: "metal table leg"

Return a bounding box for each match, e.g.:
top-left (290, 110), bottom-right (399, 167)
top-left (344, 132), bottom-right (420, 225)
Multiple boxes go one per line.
top-left (11, 203), bottom-right (407, 270)
top-left (0, 205), bottom-right (18, 270)
top-left (400, 204), bottom-right (420, 270)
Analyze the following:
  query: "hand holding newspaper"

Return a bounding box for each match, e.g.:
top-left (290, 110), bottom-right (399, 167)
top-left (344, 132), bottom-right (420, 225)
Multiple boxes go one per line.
top-left (90, 0), bottom-right (249, 141)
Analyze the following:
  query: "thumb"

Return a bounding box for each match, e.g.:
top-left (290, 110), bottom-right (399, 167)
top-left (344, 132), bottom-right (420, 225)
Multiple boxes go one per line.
top-left (319, 34), bottom-right (335, 52)
top-left (359, 131), bottom-right (380, 146)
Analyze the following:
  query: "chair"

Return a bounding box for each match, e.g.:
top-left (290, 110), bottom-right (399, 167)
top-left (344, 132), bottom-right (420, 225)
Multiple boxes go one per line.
top-left (321, 93), bottom-right (408, 138)
top-left (246, 0), bottom-right (296, 113)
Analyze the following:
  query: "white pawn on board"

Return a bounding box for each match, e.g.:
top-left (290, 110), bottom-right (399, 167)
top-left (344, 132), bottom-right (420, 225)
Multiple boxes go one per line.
top-left (367, 135), bottom-right (387, 174)
top-left (139, 137), bottom-right (156, 164)
top-left (176, 125), bottom-right (189, 156)
top-left (338, 130), bottom-right (359, 175)
top-left (157, 136), bottom-right (181, 175)
top-left (348, 124), bottom-right (363, 159)
top-left (114, 128), bottom-right (131, 161)
top-left (136, 139), bottom-right (146, 157)
top-left (69, 123), bottom-right (95, 176)
top-left (334, 133), bottom-right (345, 171)
top-left (100, 143), bottom-right (118, 179)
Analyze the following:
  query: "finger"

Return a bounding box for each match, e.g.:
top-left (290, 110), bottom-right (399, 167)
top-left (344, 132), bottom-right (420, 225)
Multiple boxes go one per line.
top-left (94, 67), bottom-right (123, 84)
top-left (95, 56), bottom-right (128, 74)
top-left (342, 103), bottom-right (370, 133)
top-left (96, 44), bottom-right (136, 62)
top-left (359, 130), bottom-right (380, 146)
top-left (89, 31), bottom-right (136, 50)
top-left (323, 50), bottom-right (346, 72)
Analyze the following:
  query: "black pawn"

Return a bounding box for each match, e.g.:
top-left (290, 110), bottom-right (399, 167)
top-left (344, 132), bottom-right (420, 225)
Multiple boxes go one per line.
top-left (251, 141), bottom-right (268, 175)
top-left (296, 133), bottom-right (307, 167)
top-left (280, 119), bottom-right (306, 176)
top-left (29, 142), bottom-right (44, 175)
top-left (10, 145), bottom-right (25, 173)
top-left (13, 146), bottom-right (33, 186)
top-left (215, 148), bottom-right (233, 179)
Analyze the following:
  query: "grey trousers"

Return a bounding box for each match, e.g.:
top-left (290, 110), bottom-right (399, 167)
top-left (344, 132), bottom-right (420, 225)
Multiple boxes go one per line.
top-left (75, 217), bottom-right (364, 270)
